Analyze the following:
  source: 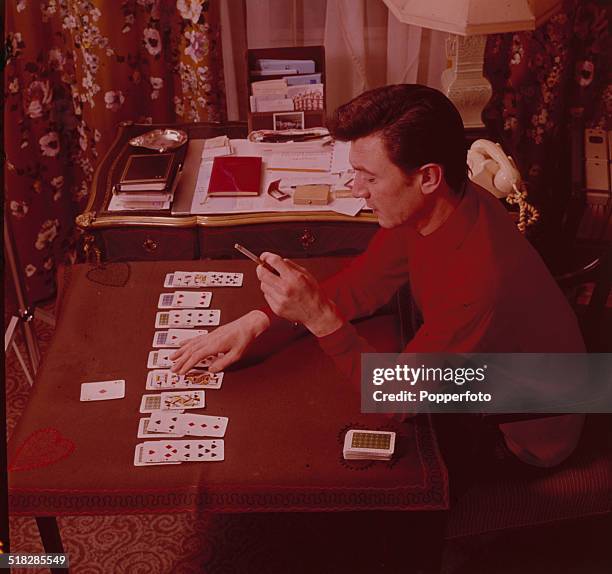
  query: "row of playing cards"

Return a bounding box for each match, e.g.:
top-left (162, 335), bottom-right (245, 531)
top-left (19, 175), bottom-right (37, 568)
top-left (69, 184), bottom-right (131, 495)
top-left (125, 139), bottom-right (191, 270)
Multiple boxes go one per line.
top-left (158, 291), bottom-right (211, 309)
top-left (155, 310), bottom-right (220, 328)
top-left (343, 430), bottom-right (396, 461)
top-left (164, 271), bottom-right (243, 288)
top-left (139, 411), bottom-right (228, 438)
top-left (134, 439), bottom-right (224, 465)
top-left (146, 369), bottom-right (223, 390)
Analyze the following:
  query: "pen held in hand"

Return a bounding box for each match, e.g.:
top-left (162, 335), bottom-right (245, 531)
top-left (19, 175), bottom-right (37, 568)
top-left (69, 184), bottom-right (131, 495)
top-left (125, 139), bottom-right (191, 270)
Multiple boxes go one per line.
top-left (234, 243), bottom-right (281, 276)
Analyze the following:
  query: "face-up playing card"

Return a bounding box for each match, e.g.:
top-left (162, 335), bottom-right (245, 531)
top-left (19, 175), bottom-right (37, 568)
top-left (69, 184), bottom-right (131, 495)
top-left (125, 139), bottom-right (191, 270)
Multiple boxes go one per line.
top-left (139, 391), bottom-right (205, 413)
top-left (152, 329), bottom-right (208, 348)
top-left (141, 440), bottom-right (182, 462)
top-left (161, 390), bottom-right (205, 410)
top-left (147, 411), bottom-right (184, 434)
top-left (147, 349), bottom-right (217, 369)
top-left (164, 271), bottom-right (243, 288)
top-left (80, 379), bottom-right (125, 401)
top-left (133, 443), bottom-right (181, 466)
top-left (141, 439), bottom-right (224, 462)
top-left (137, 416), bottom-right (184, 438)
top-left (179, 413), bottom-right (228, 437)
top-left (155, 310), bottom-right (221, 329)
top-left (158, 291), bottom-right (212, 309)
top-left (146, 369), bottom-right (224, 390)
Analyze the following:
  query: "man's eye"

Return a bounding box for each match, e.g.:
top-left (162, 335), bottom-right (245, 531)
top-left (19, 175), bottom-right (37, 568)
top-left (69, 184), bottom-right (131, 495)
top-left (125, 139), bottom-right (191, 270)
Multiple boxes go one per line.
top-left (367, 178), bottom-right (376, 184)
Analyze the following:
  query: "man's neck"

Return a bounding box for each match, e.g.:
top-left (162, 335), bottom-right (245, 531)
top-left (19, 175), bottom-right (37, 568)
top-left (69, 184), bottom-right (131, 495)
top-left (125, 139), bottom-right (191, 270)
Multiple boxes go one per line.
top-left (415, 182), bottom-right (464, 237)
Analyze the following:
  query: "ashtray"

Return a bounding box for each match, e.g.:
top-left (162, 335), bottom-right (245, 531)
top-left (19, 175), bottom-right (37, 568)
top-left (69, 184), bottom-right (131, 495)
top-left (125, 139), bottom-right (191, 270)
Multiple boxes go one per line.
top-left (129, 129), bottom-right (188, 152)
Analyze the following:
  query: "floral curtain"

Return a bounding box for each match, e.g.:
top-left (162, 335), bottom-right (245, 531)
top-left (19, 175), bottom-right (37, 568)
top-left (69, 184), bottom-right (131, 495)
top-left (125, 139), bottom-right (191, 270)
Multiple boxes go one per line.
top-left (4, 0), bottom-right (226, 303)
top-left (483, 0), bottom-right (610, 249)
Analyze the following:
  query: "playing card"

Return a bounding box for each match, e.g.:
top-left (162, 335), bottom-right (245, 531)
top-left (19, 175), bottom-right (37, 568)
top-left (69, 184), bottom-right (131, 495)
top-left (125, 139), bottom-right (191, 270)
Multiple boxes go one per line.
top-left (155, 310), bottom-right (221, 329)
top-left (152, 329), bottom-right (208, 348)
top-left (80, 379), bottom-right (125, 401)
top-left (139, 391), bottom-right (205, 413)
top-left (140, 394), bottom-right (163, 413)
top-left (165, 271), bottom-right (243, 288)
top-left (161, 390), bottom-right (205, 410)
top-left (158, 291), bottom-right (212, 309)
top-left (141, 439), bottom-right (224, 463)
top-left (179, 414), bottom-right (228, 437)
top-left (342, 429), bottom-right (396, 460)
top-left (133, 443), bottom-right (181, 466)
top-left (147, 349), bottom-right (217, 369)
top-left (177, 439), bottom-right (224, 462)
top-left (141, 440), bottom-right (182, 462)
top-left (147, 411), bottom-right (184, 434)
top-left (183, 370), bottom-right (223, 389)
top-left (137, 416), bottom-right (184, 438)
top-left (163, 273), bottom-right (183, 288)
top-left (146, 369), bottom-right (224, 390)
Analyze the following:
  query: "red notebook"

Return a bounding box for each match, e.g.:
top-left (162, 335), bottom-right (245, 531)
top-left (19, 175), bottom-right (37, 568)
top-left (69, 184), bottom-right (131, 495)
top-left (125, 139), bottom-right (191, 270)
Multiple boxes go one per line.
top-left (207, 156), bottom-right (263, 197)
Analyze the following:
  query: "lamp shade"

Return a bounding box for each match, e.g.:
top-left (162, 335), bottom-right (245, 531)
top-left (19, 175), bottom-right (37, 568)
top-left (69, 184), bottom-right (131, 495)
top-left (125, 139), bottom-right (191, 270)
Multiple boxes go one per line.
top-left (382, 0), bottom-right (562, 35)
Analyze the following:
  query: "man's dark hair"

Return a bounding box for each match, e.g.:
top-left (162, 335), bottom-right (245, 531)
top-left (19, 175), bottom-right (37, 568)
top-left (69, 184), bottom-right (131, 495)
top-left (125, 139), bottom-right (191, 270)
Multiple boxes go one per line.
top-left (328, 84), bottom-right (468, 191)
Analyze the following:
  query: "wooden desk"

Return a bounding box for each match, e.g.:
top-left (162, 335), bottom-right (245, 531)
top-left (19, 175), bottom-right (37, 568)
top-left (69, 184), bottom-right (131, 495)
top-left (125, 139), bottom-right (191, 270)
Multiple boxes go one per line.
top-left (77, 122), bottom-right (378, 262)
top-left (8, 259), bottom-right (447, 572)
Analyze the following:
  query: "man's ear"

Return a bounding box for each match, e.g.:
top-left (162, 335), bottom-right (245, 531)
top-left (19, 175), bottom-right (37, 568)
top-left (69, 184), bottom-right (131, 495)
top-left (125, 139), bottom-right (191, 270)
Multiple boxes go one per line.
top-left (418, 164), bottom-right (444, 196)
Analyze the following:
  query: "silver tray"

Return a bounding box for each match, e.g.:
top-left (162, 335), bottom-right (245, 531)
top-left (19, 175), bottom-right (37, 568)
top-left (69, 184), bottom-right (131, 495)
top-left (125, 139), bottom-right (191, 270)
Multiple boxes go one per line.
top-left (129, 129), bottom-right (188, 152)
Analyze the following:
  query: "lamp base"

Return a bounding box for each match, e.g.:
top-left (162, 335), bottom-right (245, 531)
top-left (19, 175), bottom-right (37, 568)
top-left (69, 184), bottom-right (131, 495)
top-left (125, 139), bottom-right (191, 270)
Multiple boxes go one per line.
top-left (441, 34), bottom-right (491, 129)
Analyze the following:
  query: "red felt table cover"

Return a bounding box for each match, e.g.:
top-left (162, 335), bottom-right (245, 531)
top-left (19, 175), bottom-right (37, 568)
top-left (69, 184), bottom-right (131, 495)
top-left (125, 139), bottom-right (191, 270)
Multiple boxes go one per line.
top-left (8, 259), bottom-right (448, 516)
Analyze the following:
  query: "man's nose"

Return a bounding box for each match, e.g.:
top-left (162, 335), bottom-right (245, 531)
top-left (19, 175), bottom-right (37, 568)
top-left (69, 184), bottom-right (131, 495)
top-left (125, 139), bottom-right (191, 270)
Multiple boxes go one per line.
top-left (351, 179), bottom-right (368, 199)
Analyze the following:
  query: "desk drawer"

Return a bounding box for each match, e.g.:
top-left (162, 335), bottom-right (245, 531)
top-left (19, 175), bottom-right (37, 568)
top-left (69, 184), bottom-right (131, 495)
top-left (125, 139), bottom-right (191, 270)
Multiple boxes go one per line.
top-left (99, 227), bottom-right (198, 261)
top-left (200, 222), bottom-right (378, 258)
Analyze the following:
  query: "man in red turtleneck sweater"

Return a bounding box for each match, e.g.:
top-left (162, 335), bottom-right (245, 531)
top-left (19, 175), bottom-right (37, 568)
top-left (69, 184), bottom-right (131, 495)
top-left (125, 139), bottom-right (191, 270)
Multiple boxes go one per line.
top-left (172, 85), bottom-right (584, 468)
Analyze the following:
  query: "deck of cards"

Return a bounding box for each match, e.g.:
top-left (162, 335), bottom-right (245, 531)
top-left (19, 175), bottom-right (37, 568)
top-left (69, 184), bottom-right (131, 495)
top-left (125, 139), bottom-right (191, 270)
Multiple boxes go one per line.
top-left (343, 429), bottom-right (396, 461)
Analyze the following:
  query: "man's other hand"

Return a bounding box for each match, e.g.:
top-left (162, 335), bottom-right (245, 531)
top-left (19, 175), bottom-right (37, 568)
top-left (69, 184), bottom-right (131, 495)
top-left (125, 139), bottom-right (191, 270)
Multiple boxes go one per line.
top-left (257, 252), bottom-right (344, 337)
top-left (170, 310), bottom-right (270, 374)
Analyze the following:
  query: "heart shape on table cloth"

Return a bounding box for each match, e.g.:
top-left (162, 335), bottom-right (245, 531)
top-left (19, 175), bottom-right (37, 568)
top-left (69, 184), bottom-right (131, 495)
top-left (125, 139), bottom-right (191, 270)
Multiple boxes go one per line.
top-left (85, 262), bottom-right (130, 287)
top-left (9, 428), bottom-right (76, 472)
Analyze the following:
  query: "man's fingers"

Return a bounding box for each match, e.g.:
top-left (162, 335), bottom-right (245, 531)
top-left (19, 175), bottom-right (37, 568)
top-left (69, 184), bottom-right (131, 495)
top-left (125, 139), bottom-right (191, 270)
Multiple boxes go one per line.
top-left (209, 351), bottom-right (238, 373)
top-left (260, 252), bottom-right (298, 276)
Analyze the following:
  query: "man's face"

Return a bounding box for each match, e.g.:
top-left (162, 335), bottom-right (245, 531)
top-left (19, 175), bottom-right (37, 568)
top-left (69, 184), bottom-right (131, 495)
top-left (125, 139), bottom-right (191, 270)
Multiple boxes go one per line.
top-left (349, 134), bottom-right (425, 229)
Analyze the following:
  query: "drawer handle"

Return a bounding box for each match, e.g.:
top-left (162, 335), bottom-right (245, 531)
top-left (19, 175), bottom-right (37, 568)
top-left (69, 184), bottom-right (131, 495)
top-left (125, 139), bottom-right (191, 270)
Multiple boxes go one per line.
top-left (299, 228), bottom-right (316, 250)
top-left (143, 238), bottom-right (158, 252)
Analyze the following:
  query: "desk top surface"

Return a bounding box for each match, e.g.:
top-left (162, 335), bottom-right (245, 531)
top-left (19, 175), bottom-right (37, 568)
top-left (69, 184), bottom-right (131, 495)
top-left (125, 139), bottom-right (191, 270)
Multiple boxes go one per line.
top-left (8, 258), bottom-right (448, 515)
top-left (77, 122), bottom-right (377, 230)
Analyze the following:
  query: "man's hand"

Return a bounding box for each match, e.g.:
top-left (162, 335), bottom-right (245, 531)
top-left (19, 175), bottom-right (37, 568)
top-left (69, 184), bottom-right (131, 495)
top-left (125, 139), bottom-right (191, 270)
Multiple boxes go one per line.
top-left (170, 310), bottom-right (270, 374)
top-left (257, 252), bottom-right (344, 337)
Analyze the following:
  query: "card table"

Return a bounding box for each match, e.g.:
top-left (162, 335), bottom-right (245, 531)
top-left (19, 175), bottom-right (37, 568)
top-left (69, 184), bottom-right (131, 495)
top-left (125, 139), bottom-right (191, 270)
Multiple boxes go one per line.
top-left (8, 258), bottom-right (448, 571)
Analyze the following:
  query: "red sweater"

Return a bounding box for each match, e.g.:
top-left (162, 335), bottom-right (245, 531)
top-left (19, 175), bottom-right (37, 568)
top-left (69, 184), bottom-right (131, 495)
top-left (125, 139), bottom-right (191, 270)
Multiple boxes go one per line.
top-left (316, 183), bottom-right (585, 373)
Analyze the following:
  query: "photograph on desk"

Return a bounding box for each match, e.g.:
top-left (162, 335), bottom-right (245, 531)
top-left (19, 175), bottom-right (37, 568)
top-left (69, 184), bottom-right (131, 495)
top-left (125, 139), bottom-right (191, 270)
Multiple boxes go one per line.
top-left (4, 3), bottom-right (611, 574)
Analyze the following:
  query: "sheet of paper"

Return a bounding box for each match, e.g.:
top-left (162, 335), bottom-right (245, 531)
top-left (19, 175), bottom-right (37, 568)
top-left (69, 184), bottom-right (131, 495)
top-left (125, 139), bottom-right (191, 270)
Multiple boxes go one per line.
top-left (330, 140), bottom-right (352, 173)
top-left (108, 195), bottom-right (171, 211)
